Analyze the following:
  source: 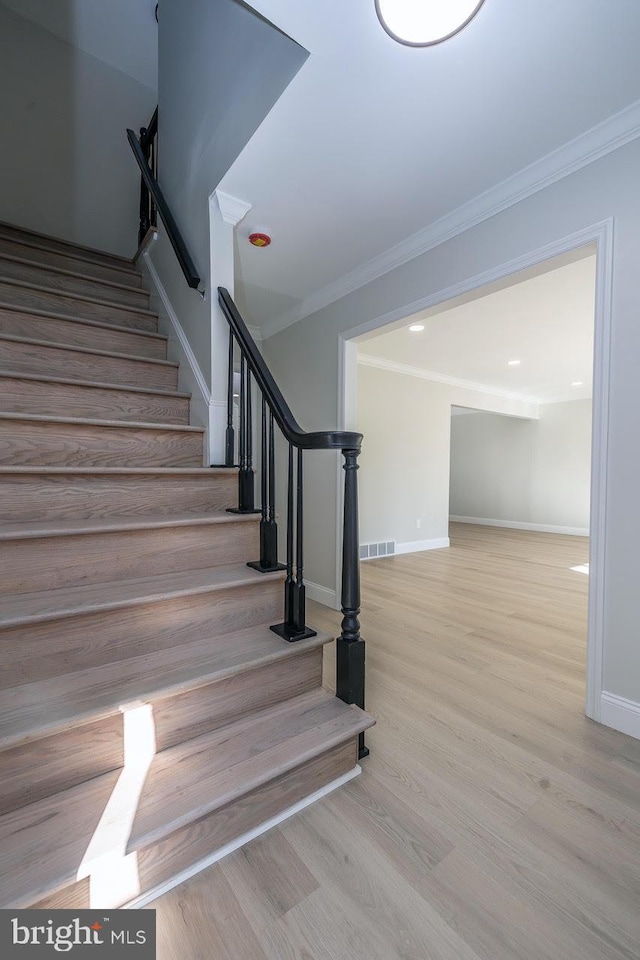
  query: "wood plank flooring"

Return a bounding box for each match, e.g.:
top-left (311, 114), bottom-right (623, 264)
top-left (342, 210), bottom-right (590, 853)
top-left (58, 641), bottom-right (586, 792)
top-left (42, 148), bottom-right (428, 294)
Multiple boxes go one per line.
top-left (153, 523), bottom-right (640, 960)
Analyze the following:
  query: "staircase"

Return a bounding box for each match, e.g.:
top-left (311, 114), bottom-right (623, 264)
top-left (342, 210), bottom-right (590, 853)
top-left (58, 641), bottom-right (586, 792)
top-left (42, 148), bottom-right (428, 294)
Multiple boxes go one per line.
top-left (0, 221), bottom-right (374, 910)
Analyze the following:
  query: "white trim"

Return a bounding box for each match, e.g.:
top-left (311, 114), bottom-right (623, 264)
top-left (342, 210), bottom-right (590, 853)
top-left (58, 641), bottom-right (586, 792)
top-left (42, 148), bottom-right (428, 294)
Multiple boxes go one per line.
top-left (143, 250), bottom-right (210, 404)
top-left (305, 579), bottom-right (339, 610)
top-left (585, 218), bottom-right (613, 722)
top-left (450, 517), bottom-right (589, 537)
top-left (267, 100), bottom-right (640, 337)
top-left (214, 190), bottom-right (252, 227)
top-left (358, 353), bottom-right (541, 406)
top-left (395, 537), bottom-right (450, 555)
top-left (124, 764), bottom-right (361, 909)
top-left (339, 217), bottom-right (613, 726)
top-left (600, 692), bottom-right (640, 741)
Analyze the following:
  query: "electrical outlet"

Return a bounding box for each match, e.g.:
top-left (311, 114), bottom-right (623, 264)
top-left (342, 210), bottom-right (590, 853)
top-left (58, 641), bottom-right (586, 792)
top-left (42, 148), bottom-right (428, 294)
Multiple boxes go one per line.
top-left (416, 519), bottom-right (421, 529)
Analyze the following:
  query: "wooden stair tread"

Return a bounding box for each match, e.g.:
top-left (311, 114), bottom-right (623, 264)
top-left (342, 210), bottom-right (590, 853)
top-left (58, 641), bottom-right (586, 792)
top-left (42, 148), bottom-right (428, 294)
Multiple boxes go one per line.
top-left (0, 465), bottom-right (233, 475)
top-left (0, 276), bottom-right (157, 317)
top-left (0, 412), bottom-right (203, 433)
top-left (0, 252), bottom-right (147, 296)
top-left (0, 332), bottom-right (177, 367)
top-left (0, 220), bottom-right (139, 271)
top-left (0, 302), bottom-right (165, 341)
top-left (0, 625), bottom-right (332, 749)
top-left (0, 369), bottom-right (189, 398)
top-left (0, 563), bottom-right (284, 628)
top-left (0, 690), bottom-right (373, 908)
top-left (0, 511), bottom-right (256, 541)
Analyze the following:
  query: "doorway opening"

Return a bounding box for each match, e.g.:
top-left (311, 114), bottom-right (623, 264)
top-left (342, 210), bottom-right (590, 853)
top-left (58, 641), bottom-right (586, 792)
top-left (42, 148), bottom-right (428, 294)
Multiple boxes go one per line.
top-left (339, 232), bottom-right (607, 720)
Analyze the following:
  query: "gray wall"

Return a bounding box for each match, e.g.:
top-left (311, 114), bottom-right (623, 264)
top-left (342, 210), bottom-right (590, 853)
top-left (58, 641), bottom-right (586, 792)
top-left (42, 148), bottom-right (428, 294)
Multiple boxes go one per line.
top-left (450, 400), bottom-right (592, 531)
top-left (262, 135), bottom-right (640, 705)
top-left (151, 0), bottom-right (307, 384)
top-left (0, 2), bottom-right (155, 256)
top-left (357, 363), bottom-right (538, 549)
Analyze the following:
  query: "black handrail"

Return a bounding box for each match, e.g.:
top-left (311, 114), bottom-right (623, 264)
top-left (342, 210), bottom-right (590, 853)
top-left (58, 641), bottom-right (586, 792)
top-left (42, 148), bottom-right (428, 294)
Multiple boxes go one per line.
top-left (126, 124), bottom-right (201, 291)
top-left (219, 286), bottom-right (368, 759)
top-left (218, 288), bottom-right (362, 453)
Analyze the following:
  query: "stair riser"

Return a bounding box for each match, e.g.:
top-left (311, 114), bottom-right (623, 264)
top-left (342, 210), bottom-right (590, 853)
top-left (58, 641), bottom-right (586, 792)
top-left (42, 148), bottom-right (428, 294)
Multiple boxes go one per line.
top-left (0, 309), bottom-right (166, 358)
top-left (29, 740), bottom-right (356, 910)
top-left (0, 471), bottom-right (236, 522)
top-left (0, 420), bottom-right (204, 468)
top-left (0, 280), bottom-right (156, 332)
top-left (1, 521), bottom-right (258, 595)
top-left (0, 237), bottom-right (144, 288)
top-left (1, 339), bottom-right (177, 390)
top-left (0, 258), bottom-right (149, 309)
top-left (0, 650), bottom-right (323, 816)
top-left (0, 224), bottom-right (138, 273)
top-left (0, 376), bottom-right (190, 425)
top-left (0, 579), bottom-right (284, 688)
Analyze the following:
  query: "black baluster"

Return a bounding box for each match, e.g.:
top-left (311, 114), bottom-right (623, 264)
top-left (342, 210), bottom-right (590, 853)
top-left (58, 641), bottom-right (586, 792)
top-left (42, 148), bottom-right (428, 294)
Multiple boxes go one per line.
top-left (248, 401), bottom-right (284, 572)
top-left (271, 445), bottom-right (315, 642)
top-left (228, 355), bottom-right (259, 515)
top-left (138, 125), bottom-right (150, 245)
top-left (225, 330), bottom-right (235, 466)
top-left (336, 447), bottom-right (368, 758)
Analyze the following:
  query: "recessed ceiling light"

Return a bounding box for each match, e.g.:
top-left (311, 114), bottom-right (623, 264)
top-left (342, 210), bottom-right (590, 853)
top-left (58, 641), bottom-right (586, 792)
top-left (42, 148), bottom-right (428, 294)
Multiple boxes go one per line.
top-left (571, 381), bottom-right (583, 387)
top-left (408, 323), bottom-right (425, 332)
top-left (507, 359), bottom-right (521, 366)
top-left (375, 0), bottom-right (486, 47)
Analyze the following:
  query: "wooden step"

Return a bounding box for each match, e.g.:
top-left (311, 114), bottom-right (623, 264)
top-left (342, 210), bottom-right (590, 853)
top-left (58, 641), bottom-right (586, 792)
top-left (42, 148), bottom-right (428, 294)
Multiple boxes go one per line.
top-left (0, 335), bottom-right (178, 390)
top-left (0, 221), bottom-right (139, 274)
top-left (0, 236), bottom-right (144, 288)
top-left (0, 371), bottom-right (190, 425)
top-left (0, 467), bottom-right (236, 522)
top-left (0, 279), bottom-right (157, 332)
top-left (0, 512), bottom-right (259, 594)
top-left (0, 689), bottom-right (372, 909)
top-left (0, 253), bottom-right (149, 309)
top-left (0, 305), bottom-right (166, 358)
top-left (0, 626), bottom-right (330, 813)
top-left (0, 413), bottom-right (204, 468)
top-left (0, 563), bottom-right (285, 688)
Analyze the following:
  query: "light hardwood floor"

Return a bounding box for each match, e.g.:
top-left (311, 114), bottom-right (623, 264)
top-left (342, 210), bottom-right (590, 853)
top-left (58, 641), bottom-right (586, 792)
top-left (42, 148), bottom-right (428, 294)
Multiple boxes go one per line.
top-left (153, 523), bottom-right (640, 960)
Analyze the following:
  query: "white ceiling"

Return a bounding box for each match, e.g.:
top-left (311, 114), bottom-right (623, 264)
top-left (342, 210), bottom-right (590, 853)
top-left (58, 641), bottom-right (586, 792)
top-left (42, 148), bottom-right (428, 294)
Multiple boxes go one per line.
top-left (221, 0), bottom-right (640, 332)
top-left (0, 0), bottom-right (158, 90)
top-left (357, 251), bottom-right (596, 403)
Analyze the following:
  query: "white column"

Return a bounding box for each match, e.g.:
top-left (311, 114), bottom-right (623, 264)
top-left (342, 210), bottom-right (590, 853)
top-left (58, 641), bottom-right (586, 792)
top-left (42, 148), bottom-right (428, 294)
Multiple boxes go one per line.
top-left (208, 190), bottom-right (252, 464)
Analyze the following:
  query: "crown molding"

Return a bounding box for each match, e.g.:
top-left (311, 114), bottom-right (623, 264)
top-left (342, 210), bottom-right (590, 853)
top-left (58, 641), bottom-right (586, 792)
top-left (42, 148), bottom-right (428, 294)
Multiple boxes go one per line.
top-left (357, 353), bottom-right (541, 405)
top-left (264, 98), bottom-right (640, 339)
top-left (214, 190), bottom-right (252, 226)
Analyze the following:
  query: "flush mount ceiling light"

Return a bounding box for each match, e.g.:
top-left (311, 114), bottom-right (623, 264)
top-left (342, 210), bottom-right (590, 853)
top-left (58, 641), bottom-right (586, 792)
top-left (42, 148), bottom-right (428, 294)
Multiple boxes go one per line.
top-left (408, 323), bottom-right (425, 332)
top-left (507, 359), bottom-right (521, 366)
top-left (375, 0), bottom-right (486, 47)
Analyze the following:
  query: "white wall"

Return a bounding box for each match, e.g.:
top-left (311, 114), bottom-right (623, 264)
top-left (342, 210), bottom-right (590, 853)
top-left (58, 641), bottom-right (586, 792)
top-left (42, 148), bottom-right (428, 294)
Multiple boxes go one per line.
top-left (149, 0), bottom-right (307, 386)
top-left (450, 399), bottom-right (592, 533)
top-left (357, 361), bottom-right (538, 551)
top-left (0, 2), bottom-right (156, 256)
top-left (261, 135), bottom-right (640, 709)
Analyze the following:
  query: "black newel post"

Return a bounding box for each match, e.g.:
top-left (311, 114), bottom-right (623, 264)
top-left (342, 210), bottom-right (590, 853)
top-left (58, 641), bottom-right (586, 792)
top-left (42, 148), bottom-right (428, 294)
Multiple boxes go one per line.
top-left (336, 446), bottom-right (368, 758)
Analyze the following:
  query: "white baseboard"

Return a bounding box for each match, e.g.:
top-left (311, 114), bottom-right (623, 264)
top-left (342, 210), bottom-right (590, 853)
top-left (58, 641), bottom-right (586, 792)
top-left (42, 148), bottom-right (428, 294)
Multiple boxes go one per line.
top-left (125, 764), bottom-right (361, 909)
top-left (449, 516), bottom-right (589, 537)
top-left (600, 692), bottom-right (640, 740)
top-left (306, 580), bottom-right (339, 610)
top-left (395, 537), bottom-right (450, 555)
